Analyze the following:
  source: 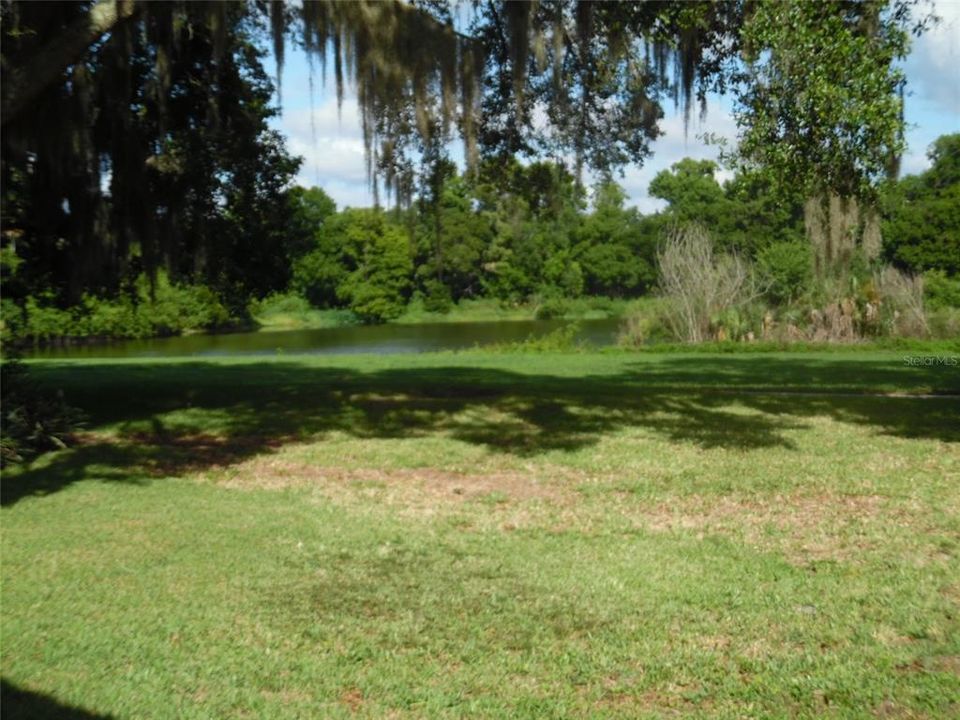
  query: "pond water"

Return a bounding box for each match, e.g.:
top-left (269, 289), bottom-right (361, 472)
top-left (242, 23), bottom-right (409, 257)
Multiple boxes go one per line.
top-left (26, 317), bottom-right (623, 359)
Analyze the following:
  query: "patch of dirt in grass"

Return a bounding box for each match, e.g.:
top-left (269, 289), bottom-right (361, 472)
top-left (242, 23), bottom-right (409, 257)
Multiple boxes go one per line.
top-left (872, 699), bottom-right (930, 719)
top-left (216, 456), bottom-right (567, 510)
top-left (591, 686), bottom-right (711, 716)
top-left (628, 492), bottom-right (921, 565)
top-left (934, 655), bottom-right (960, 676)
top-left (338, 688), bottom-right (364, 712)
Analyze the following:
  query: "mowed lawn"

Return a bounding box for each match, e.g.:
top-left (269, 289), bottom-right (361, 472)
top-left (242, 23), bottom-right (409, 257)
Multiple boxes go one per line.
top-left (2, 350), bottom-right (959, 719)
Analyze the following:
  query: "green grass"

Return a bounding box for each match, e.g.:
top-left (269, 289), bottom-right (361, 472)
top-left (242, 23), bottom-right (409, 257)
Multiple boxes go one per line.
top-left (394, 297), bottom-right (633, 325)
top-left (249, 293), bottom-right (361, 331)
top-left (250, 294), bottom-right (633, 331)
top-left (3, 350), bottom-right (959, 718)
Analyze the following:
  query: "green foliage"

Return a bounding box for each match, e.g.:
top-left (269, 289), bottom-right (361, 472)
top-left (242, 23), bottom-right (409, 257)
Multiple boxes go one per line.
top-left (542, 254), bottom-right (584, 298)
top-left (618, 299), bottom-right (676, 347)
top-left (3, 3), bottom-right (303, 313)
top-left (649, 159), bottom-right (726, 221)
top-left (291, 245), bottom-right (349, 309)
top-left (533, 297), bottom-right (570, 320)
top-left (882, 134), bottom-right (960, 275)
top-left (757, 242), bottom-right (813, 305)
top-left (248, 292), bottom-right (360, 331)
top-left (648, 160), bottom-right (805, 257)
top-left (481, 322), bottom-right (585, 352)
top-left (327, 211), bottom-right (413, 323)
top-left (2, 273), bottom-right (231, 344)
top-left (294, 208), bottom-right (412, 323)
top-left (923, 270), bottom-right (960, 310)
top-left (574, 180), bottom-right (657, 297)
top-left (421, 280), bottom-right (454, 314)
top-left (735, 2), bottom-right (915, 199)
top-left (0, 360), bottom-right (82, 466)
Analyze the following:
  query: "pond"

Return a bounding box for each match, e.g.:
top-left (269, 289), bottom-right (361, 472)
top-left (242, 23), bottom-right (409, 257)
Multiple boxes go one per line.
top-left (26, 318), bottom-right (624, 359)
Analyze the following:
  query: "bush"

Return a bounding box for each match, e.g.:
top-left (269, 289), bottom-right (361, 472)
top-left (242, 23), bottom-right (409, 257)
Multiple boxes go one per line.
top-left (873, 266), bottom-right (928, 337)
top-left (1, 360), bottom-right (83, 467)
top-left (757, 241), bottom-right (813, 305)
top-left (291, 249), bottom-right (346, 308)
top-left (618, 300), bottom-right (675, 347)
top-left (5, 274), bottom-right (232, 344)
top-left (248, 291), bottom-right (314, 318)
top-left (928, 307), bottom-right (960, 339)
top-left (534, 297), bottom-right (569, 320)
top-left (482, 322), bottom-right (585, 353)
top-left (422, 280), bottom-right (454, 314)
top-left (657, 225), bottom-right (761, 342)
top-left (924, 270), bottom-right (960, 310)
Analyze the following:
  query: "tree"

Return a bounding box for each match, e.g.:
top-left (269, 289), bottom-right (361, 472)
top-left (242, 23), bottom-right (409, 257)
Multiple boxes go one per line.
top-left (881, 134), bottom-right (960, 275)
top-left (335, 211), bottom-right (413, 323)
top-left (1, 2), bottom-right (301, 314)
top-left (649, 159), bottom-right (805, 257)
top-left (413, 172), bottom-right (492, 303)
top-left (293, 209), bottom-right (412, 322)
top-left (649, 159), bottom-right (730, 231)
top-left (575, 181), bottom-right (655, 297)
top-left (732, 0), bottom-right (931, 275)
top-left (2, 0), bottom-right (937, 301)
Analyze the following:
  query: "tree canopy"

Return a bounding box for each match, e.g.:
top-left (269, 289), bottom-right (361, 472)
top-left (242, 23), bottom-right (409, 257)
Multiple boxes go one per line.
top-left (0, 0), bottom-right (936, 308)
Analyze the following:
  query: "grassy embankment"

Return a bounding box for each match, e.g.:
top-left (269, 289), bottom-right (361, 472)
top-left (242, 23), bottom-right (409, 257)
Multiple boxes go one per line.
top-left (2, 349), bottom-right (959, 718)
top-left (251, 294), bottom-right (636, 331)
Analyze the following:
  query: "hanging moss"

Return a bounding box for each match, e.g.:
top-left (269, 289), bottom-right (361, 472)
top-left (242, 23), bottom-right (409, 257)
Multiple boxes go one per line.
top-left (2, 0), bottom-right (742, 297)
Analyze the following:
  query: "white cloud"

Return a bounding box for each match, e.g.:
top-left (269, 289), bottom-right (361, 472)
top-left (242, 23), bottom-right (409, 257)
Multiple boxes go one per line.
top-left (904, 0), bottom-right (960, 114)
top-left (276, 96), bottom-right (376, 207)
top-left (617, 104), bottom-right (739, 212)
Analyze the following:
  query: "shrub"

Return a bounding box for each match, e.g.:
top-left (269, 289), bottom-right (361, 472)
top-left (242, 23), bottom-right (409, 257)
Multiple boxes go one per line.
top-left (482, 322), bottom-right (584, 353)
top-left (4, 274), bottom-right (232, 344)
top-left (249, 291), bottom-right (314, 318)
top-left (618, 300), bottom-right (675, 347)
top-left (924, 270), bottom-right (960, 310)
top-left (291, 249), bottom-right (346, 308)
top-left (657, 225), bottom-right (761, 342)
top-left (757, 241), bottom-right (813, 305)
top-left (874, 266), bottom-right (928, 337)
top-left (422, 280), bottom-right (454, 314)
top-left (1, 360), bottom-right (83, 467)
top-left (534, 296), bottom-right (569, 320)
top-left (928, 307), bottom-right (960, 339)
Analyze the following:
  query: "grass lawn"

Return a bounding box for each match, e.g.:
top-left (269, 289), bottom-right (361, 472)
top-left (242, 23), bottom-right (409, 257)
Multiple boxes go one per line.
top-left (2, 350), bottom-right (959, 718)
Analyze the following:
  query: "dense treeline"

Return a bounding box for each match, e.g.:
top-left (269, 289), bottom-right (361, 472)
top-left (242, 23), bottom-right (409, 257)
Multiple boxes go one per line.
top-left (287, 157), bottom-right (801, 323)
top-left (5, 133), bottom-right (958, 343)
top-left (283, 136), bottom-right (959, 326)
top-left (3, 0), bottom-right (953, 346)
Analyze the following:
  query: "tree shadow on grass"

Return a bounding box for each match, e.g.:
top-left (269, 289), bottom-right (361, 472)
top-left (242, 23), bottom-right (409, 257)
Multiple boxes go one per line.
top-left (2, 355), bottom-right (957, 507)
top-left (1, 679), bottom-right (116, 720)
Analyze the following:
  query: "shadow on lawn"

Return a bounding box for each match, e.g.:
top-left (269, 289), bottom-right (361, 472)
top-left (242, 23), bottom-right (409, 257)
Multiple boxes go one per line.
top-left (2, 355), bottom-right (957, 507)
top-left (1, 679), bottom-right (116, 720)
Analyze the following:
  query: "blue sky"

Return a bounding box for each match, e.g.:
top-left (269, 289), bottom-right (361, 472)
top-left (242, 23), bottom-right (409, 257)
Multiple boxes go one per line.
top-left (269, 1), bottom-right (959, 212)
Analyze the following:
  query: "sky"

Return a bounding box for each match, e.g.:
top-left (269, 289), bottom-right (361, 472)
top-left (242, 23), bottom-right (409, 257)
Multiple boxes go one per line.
top-left (269, 1), bottom-right (960, 213)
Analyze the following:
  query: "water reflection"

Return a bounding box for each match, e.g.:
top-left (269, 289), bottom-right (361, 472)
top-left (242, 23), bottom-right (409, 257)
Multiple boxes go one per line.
top-left (26, 318), bottom-right (622, 359)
